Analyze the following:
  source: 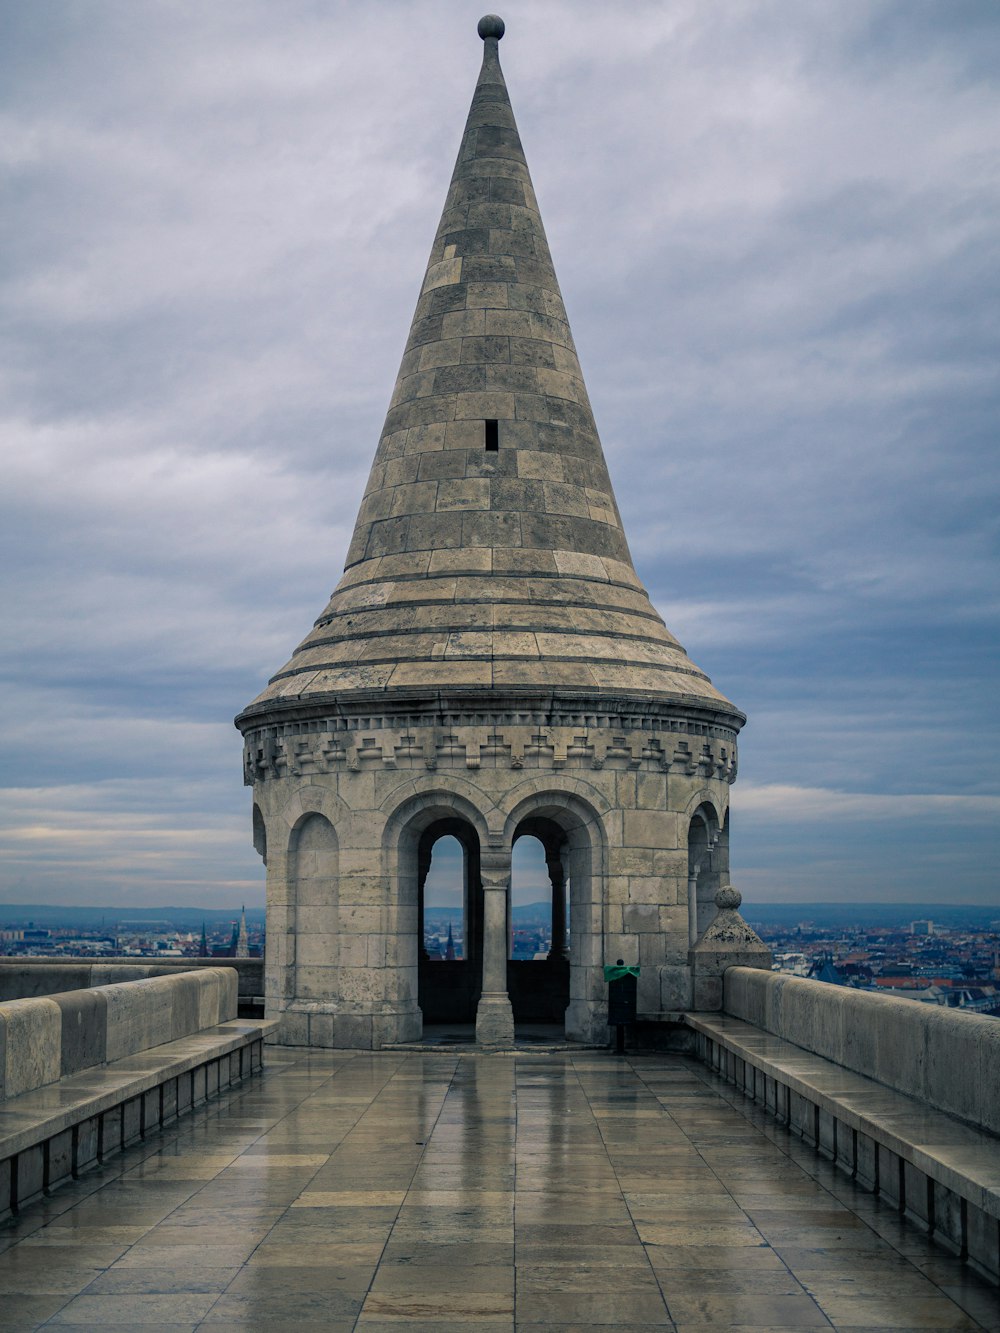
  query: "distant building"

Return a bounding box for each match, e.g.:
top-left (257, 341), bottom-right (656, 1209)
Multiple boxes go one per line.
top-left (236, 907), bottom-right (249, 959)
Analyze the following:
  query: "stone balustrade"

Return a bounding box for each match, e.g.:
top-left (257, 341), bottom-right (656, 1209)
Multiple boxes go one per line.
top-left (0, 956), bottom-right (264, 1016)
top-left (0, 968), bottom-right (273, 1221)
top-left (686, 966), bottom-right (1000, 1283)
top-left (723, 966), bottom-right (1000, 1132)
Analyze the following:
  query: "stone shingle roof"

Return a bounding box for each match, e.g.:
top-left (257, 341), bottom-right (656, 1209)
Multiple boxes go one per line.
top-left (241, 21), bottom-right (743, 725)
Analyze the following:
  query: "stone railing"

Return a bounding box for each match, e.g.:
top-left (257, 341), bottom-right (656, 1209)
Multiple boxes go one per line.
top-left (1, 969), bottom-right (237, 1098)
top-left (0, 956), bottom-right (264, 1016)
top-left (686, 967), bottom-right (1000, 1282)
top-left (723, 967), bottom-right (1000, 1131)
top-left (0, 968), bottom-right (273, 1221)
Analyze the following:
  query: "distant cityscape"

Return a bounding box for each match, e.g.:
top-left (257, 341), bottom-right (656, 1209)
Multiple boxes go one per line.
top-left (2, 902), bottom-right (997, 1014)
top-left (424, 901), bottom-right (565, 961)
top-left (746, 909), bottom-right (1000, 1015)
top-left (0, 905), bottom-right (263, 960)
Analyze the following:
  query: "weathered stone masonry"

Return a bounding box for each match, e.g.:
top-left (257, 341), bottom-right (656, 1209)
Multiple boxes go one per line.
top-left (236, 16), bottom-right (766, 1049)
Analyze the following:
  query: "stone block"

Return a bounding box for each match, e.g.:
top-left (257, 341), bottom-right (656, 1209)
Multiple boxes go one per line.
top-left (923, 1007), bottom-right (982, 1125)
top-left (874, 996), bottom-right (927, 1101)
top-left (76, 1115), bottom-right (100, 1173)
top-left (192, 1065), bottom-right (207, 1105)
top-left (605, 934), bottom-right (639, 967)
top-left (879, 1145), bottom-right (903, 1209)
top-left (14, 1145), bottom-right (45, 1210)
top-left (161, 1080), bottom-right (178, 1125)
top-left (904, 1161), bottom-right (931, 1225)
top-left (658, 966), bottom-right (689, 1011)
top-left (0, 965), bottom-right (93, 1001)
top-left (54, 987), bottom-right (108, 1076)
top-left (176, 1075), bottom-right (192, 1114)
top-left (619, 877), bottom-right (663, 906)
top-left (0, 1156), bottom-right (12, 1221)
top-left (933, 1180), bottom-right (963, 1254)
top-left (100, 977), bottom-right (175, 1061)
top-left (2, 997), bottom-right (61, 1098)
top-left (840, 987), bottom-right (878, 1077)
top-left (979, 1019), bottom-right (1000, 1135)
top-left (967, 1202), bottom-right (999, 1280)
top-left (121, 1097), bottom-right (142, 1146)
top-left (101, 1107), bottom-right (123, 1157)
top-left (333, 1013), bottom-right (374, 1048)
top-left (693, 975), bottom-right (723, 1011)
top-left (168, 976), bottom-right (201, 1041)
top-left (722, 967), bottom-right (767, 1026)
top-left (46, 1128), bottom-right (74, 1191)
top-left (782, 977), bottom-right (844, 1060)
top-left (835, 1123), bottom-right (855, 1175)
top-left (142, 1088), bottom-right (160, 1133)
top-left (304, 1013), bottom-right (334, 1045)
top-left (204, 968), bottom-right (238, 1026)
top-left (622, 903), bottom-right (658, 933)
top-left (818, 1108), bottom-right (836, 1158)
top-left (636, 969), bottom-right (658, 1013)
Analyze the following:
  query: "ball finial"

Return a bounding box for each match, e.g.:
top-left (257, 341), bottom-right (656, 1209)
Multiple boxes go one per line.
top-left (715, 885), bottom-right (743, 912)
top-left (478, 14), bottom-right (505, 40)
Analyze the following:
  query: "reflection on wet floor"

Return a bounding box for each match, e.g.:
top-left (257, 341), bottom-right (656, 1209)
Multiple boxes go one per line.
top-left (0, 1049), bottom-right (996, 1330)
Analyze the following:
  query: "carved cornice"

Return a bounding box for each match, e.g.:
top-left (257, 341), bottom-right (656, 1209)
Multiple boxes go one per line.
top-left (243, 717), bottom-right (738, 787)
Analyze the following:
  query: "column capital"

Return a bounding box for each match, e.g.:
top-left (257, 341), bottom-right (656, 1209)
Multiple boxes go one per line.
top-left (479, 848), bottom-right (511, 890)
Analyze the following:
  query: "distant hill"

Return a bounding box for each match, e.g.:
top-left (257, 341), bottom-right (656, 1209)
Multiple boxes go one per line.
top-left (2, 900), bottom-right (995, 934)
top-left (743, 902), bottom-right (1000, 930)
top-left (425, 901), bottom-right (551, 923)
top-left (0, 904), bottom-right (265, 931)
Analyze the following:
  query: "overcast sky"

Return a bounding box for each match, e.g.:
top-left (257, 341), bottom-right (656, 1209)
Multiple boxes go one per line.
top-left (2, 1), bottom-right (998, 911)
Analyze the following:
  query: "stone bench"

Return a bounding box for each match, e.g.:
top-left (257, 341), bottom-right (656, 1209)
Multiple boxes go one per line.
top-left (687, 1008), bottom-right (1000, 1282)
top-left (0, 969), bottom-right (276, 1221)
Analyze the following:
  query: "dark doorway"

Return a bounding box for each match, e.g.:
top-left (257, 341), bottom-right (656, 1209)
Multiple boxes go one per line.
top-left (417, 818), bottom-right (483, 1023)
top-left (508, 819), bottom-right (570, 1023)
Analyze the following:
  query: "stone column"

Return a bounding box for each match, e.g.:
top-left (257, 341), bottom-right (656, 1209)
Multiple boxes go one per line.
top-left (687, 869), bottom-right (700, 949)
top-left (475, 852), bottom-right (515, 1047)
top-left (547, 853), bottom-right (567, 960)
top-left (417, 840), bottom-right (432, 962)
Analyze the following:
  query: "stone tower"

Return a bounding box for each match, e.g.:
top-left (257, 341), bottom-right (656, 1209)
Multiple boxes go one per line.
top-left (236, 16), bottom-right (760, 1049)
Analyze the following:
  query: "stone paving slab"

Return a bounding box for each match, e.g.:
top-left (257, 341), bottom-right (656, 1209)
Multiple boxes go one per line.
top-left (0, 1049), bottom-right (995, 1331)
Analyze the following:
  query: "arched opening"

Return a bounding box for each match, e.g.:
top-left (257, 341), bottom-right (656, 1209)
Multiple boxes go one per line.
top-left (289, 812), bottom-right (338, 1003)
top-left (252, 803), bottom-right (267, 864)
top-left (422, 835), bottom-right (464, 959)
top-left (507, 817), bottom-right (572, 1025)
top-left (416, 818), bottom-right (482, 1023)
top-left (687, 803), bottom-right (726, 946)
top-left (510, 836), bottom-right (554, 960)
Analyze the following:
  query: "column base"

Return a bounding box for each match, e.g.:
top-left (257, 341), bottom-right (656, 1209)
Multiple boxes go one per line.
top-left (475, 992), bottom-right (515, 1048)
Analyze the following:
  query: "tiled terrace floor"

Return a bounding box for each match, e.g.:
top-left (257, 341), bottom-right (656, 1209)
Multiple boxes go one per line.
top-left (0, 1050), bottom-right (997, 1331)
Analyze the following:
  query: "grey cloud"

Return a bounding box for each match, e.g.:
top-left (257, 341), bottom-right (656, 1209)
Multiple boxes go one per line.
top-left (1, 1), bottom-right (997, 908)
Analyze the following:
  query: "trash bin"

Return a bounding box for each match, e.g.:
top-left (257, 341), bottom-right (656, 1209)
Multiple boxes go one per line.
top-left (604, 960), bottom-right (639, 1053)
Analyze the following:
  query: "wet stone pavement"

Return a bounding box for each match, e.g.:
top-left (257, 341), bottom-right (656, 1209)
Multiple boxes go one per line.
top-left (0, 1049), bottom-right (996, 1331)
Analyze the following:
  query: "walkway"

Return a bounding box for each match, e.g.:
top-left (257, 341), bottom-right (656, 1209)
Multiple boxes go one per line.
top-left (0, 1051), bottom-right (996, 1330)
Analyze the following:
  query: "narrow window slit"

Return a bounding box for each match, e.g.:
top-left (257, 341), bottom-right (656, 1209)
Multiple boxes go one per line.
top-left (485, 419), bottom-right (499, 451)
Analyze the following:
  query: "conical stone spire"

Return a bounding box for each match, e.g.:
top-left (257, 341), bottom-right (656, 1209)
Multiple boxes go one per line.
top-left (238, 19), bottom-right (750, 1050)
top-left (238, 16), bottom-right (742, 728)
